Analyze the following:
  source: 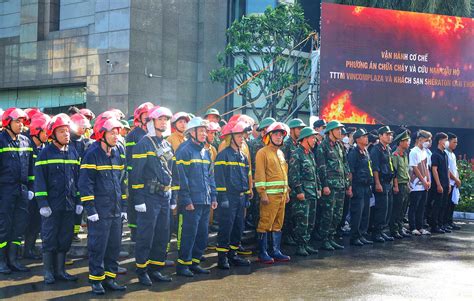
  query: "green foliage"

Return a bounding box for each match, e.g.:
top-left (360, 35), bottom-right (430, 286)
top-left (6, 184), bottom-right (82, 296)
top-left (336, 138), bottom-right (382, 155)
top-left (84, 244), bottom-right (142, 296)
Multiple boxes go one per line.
top-left (457, 160), bottom-right (474, 212)
top-left (210, 4), bottom-right (312, 122)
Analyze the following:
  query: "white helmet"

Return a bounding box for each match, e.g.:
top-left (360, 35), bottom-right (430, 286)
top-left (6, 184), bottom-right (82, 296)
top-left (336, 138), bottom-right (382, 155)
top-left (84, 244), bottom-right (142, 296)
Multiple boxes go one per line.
top-left (148, 106), bottom-right (172, 120)
top-left (186, 117), bottom-right (209, 133)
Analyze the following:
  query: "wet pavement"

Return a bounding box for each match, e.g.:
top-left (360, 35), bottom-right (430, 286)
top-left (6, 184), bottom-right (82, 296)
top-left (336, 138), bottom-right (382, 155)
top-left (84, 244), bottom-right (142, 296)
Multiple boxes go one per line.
top-left (1, 221), bottom-right (473, 300)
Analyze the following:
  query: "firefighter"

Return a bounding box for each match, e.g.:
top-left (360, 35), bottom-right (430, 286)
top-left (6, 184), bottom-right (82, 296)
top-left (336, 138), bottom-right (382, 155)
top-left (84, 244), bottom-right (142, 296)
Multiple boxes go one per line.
top-left (215, 121), bottom-right (252, 269)
top-left (203, 108), bottom-right (222, 149)
top-left (23, 113), bottom-right (51, 260)
top-left (79, 117), bottom-right (128, 295)
top-left (175, 117), bottom-right (217, 277)
top-left (0, 108), bottom-right (34, 274)
top-left (167, 112), bottom-right (190, 152)
top-left (126, 102), bottom-right (154, 240)
top-left (130, 106), bottom-right (178, 286)
top-left (206, 122), bottom-right (220, 232)
top-left (34, 114), bottom-right (80, 284)
top-left (255, 122), bottom-right (291, 264)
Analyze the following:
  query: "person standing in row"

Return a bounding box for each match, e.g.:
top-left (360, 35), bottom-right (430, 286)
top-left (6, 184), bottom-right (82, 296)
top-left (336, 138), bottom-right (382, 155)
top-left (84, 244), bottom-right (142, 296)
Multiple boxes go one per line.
top-left (444, 133), bottom-right (461, 231)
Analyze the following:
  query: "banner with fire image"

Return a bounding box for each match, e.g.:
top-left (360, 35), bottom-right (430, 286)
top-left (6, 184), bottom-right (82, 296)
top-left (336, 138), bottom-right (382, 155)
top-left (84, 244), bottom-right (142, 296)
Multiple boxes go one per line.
top-left (319, 3), bottom-right (474, 129)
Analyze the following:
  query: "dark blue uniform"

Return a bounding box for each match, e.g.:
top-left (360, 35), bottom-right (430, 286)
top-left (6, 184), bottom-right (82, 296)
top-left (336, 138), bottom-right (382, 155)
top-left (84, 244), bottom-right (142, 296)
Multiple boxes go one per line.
top-left (369, 143), bottom-right (395, 236)
top-left (78, 141), bottom-right (127, 282)
top-left (215, 146), bottom-right (250, 253)
top-left (176, 139), bottom-right (216, 268)
top-left (34, 143), bottom-right (80, 253)
top-left (125, 127), bottom-right (146, 231)
top-left (130, 135), bottom-right (178, 270)
top-left (0, 130), bottom-right (34, 251)
top-left (347, 146), bottom-right (373, 240)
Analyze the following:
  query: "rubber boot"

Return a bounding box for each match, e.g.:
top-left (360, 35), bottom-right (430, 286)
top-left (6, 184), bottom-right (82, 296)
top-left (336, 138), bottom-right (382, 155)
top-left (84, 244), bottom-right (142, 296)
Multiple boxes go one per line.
top-left (305, 244), bottom-right (319, 255)
top-left (0, 247), bottom-right (11, 274)
top-left (103, 278), bottom-right (127, 291)
top-left (190, 263), bottom-right (210, 274)
top-left (271, 232), bottom-right (290, 262)
top-left (256, 232), bottom-right (274, 264)
top-left (321, 240), bottom-right (335, 251)
top-left (136, 267), bottom-right (152, 286)
top-left (43, 251), bottom-right (55, 284)
top-left (23, 233), bottom-right (41, 260)
top-left (295, 245), bottom-right (309, 256)
top-left (330, 240), bottom-right (344, 250)
top-left (91, 280), bottom-right (105, 295)
top-left (8, 243), bottom-right (29, 272)
top-left (217, 251), bottom-right (230, 270)
top-left (228, 250), bottom-right (250, 266)
top-left (55, 252), bottom-right (78, 281)
top-left (176, 264), bottom-right (194, 277)
top-left (149, 267), bottom-right (172, 282)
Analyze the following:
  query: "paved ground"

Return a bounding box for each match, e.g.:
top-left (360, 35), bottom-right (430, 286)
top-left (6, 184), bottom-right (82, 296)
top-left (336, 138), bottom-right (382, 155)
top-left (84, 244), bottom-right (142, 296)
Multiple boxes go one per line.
top-left (1, 221), bottom-right (473, 300)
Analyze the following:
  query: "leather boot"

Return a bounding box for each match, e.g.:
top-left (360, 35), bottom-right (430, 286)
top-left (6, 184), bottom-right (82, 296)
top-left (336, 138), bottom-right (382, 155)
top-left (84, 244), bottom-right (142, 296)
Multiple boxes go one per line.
top-left (295, 245), bottom-right (309, 256)
top-left (330, 240), bottom-right (344, 250)
top-left (190, 264), bottom-right (210, 274)
top-left (228, 250), bottom-right (250, 266)
top-left (136, 267), bottom-right (152, 286)
top-left (257, 232), bottom-right (274, 264)
top-left (23, 233), bottom-right (41, 260)
top-left (43, 251), bottom-right (55, 284)
top-left (8, 243), bottom-right (29, 272)
top-left (176, 264), bottom-right (194, 277)
top-left (55, 252), bottom-right (78, 281)
top-left (103, 278), bottom-right (127, 291)
top-left (0, 247), bottom-right (11, 274)
top-left (149, 269), bottom-right (172, 282)
top-left (217, 251), bottom-right (230, 270)
top-left (305, 244), bottom-right (319, 255)
top-left (271, 232), bottom-right (290, 262)
top-left (321, 240), bottom-right (335, 251)
top-left (91, 280), bottom-right (105, 295)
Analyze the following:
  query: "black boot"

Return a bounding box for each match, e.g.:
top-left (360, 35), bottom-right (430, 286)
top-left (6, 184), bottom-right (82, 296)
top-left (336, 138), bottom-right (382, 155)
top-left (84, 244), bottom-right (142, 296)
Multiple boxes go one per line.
top-left (23, 234), bottom-right (41, 260)
top-left (228, 250), bottom-right (250, 266)
top-left (190, 263), bottom-right (210, 274)
top-left (91, 281), bottom-right (105, 295)
top-left (55, 252), bottom-right (78, 281)
top-left (103, 278), bottom-right (127, 291)
top-left (360, 237), bottom-right (373, 244)
top-left (217, 252), bottom-right (230, 270)
top-left (176, 264), bottom-right (194, 277)
top-left (8, 243), bottom-right (29, 272)
top-left (0, 247), bottom-right (11, 274)
top-left (330, 240), bottom-right (344, 250)
top-left (43, 252), bottom-right (55, 284)
top-left (136, 268), bottom-right (152, 286)
top-left (149, 269), bottom-right (172, 282)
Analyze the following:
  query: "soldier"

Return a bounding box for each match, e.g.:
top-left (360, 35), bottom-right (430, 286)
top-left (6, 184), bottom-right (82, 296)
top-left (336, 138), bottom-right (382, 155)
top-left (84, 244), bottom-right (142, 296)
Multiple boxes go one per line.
top-left (0, 108), bottom-right (34, 274)
top-left (347, 129), bottom-right (374, 246)
top-left (126, 102), bottom-right (154, 241)
top-left (215, 121), bottom-right (251, 269)
top-left (311, 118), bottom-right (326, 241)
top-left (175, 117), bottom-right (217, 277)
top-left (255, 122), bottom-right (291, 264)
top-left (389, 130), bottom-right (412, 238)
top-left (79, 117), bottom-right (128, 294)
top-left (34, 114), bottom-right (80, 284)
top-left (130, 107), bottom-right (177, 286)
top-left (316, 120), bottom-right (352, 251)
top-left (370, 126), bottom-right (395, 243)
top-left (282, 118), bottom-right (306, 161)
top-left (204, 108), bottom-right (222, 149)
top-left (288, 127), bottom-right (321, 256)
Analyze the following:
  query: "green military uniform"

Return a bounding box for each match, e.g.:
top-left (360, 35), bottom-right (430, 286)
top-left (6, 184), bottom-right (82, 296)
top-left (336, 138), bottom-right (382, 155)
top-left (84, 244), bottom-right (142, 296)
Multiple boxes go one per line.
top-left (316, 121), bottom-right (350, 251)
top-left (389, 131), bottom-right (411, 237)
top-left (288, 130), bottom-right (321, 255)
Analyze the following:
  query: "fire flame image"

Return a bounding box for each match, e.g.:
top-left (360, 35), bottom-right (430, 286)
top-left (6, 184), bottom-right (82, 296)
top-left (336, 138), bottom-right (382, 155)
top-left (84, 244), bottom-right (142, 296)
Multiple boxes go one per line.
top-left (321, 91), bottom-right (376, 124)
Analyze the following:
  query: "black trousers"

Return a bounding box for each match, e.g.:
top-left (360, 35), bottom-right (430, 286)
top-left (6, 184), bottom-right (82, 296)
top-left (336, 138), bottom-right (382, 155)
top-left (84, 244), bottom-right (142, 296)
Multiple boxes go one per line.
top-left (430, 186), bottom-right (449, 229)
top-left (373, 182), bottom-right (393, 235)
top-left (444, 185), bottom-right (456, 225)
top-left (350, 184), bottom-right (371, 239)
top-left (0, 185), bottom-right (28, 248)
top-left (408, 190), bottom-right (427, 230)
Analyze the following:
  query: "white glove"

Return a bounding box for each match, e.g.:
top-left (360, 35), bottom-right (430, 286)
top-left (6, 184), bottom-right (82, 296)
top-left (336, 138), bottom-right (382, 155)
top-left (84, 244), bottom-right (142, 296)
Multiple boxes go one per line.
top-left (75, 205), bottom-right (83, 215)
top-left (39, 206), bottom-right (52, 218)
top-left (135, 203), bottom-right (147, 212)
top-left (28, 191), bottom-right (34, 200)
top-left (88, 214), bottom-right (99, 222)
top-left (121, 212), bottom-right (128, 220)
top-left (170, 204), bottom-right (177, 210)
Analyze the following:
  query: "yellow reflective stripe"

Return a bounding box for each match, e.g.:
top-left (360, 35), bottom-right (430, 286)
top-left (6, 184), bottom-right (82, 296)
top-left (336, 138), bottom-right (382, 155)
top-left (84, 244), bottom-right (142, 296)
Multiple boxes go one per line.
top-left (192, 258), bottom-right (201, 264)
top-left (171, 186), bottom-right (180, 191)
top-left (229, 245), bottom-right (239, 250)
top-left (33, 154), bottom-right (37, 158)
top-left (120, 154), bottom-right (125, 159)
top-left (255, 181), bottom-right (287, 187)
top-left (35, 191), bottom-right (48, 197)
top-left (128, 223), bottom-right (137, 228)
top-left (0, 242), bottom-right (7, 248)
top-left (125, 142), bottom-right (136, 147)
top-left (245, 190), bottom-right (251, 195)
top-left (136, 262), bottom-right (148, 268)
top-left (96, 165), bottom-right (124, 170)
top-left (216, 187), bottom-right (227, 192)
top-left (89, 274), bottom-right (105, 281)
top-left (177, 259), bottom-right (192, 265)
top-left (81, 195), bottom-right (95, 201)
top-left (81, 164), bottom-right (97, 169)
top-left (28, 176), bottom-right (35, 181)
top-left (147, 260), bottom-right (165, 266)
top-left (35, 159), bottom-right (80, 166)
top-left (127, 166), bottom-right (133, 171)
top-left (266, 188), bottom-right (287, 194)
top-left (12, 241), bottom-right (21, 246)
top-left (104, 271), bottom-right (116, 278)
top-left (214, 161), bottom-right (246, 167)
top-left (132, 184), bottom-right (144, 189)
top-left (216, 247), bottom-right (229, 252)
top-left (121, 194), bottom-right (127, 199)
top-left (176, 159), bottom-right (210, 165)
top-left (132, 153), bottom-right (147, 159)
top-left (0, 147), bottom-right (33, 153)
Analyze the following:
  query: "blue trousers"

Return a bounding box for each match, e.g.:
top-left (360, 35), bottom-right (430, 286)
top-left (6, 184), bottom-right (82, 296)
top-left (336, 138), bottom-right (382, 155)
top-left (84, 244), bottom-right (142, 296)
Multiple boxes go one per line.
top-left (177, 204), bottom-right (210, 266)
top-left (41, 210), bottom-right (74, 253)
top-left (217, 194), bottom-right (245, 251)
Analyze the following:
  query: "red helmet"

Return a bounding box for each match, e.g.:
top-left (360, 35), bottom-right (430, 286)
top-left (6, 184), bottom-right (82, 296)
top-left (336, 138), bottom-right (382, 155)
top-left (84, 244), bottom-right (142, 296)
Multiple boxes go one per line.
top-left (109, 108), bottom-right (125, 120)
top-left (70, 113), bottom-right (91, 129)
top-left (230, 121), bottom-right (248, 134)
top-left (24, 108), bottom-right (42, 126)
top-left (207, 122), bottom-right (221, 133)
top-left (79, 108), bottom-right (95, 120)
top-left (134, 102), bottom-right (154, 122)
top-left (219, 121), bottom-right (237, 139)
top-left (93, 117), bottom-right (123, 141)
top-left (47, 113), bottom-right (71, 138)
top-left (228, 114), bottom-right (241, 124)
top-left (29, 114), bottom-right (52, 136)
top-left (2, 107), bottom-right (28, 127)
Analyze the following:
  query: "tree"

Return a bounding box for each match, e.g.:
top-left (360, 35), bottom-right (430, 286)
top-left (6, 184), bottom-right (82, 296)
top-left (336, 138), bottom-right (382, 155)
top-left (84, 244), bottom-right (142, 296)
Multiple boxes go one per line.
top-left (210, 4), bottom-right (312, 122)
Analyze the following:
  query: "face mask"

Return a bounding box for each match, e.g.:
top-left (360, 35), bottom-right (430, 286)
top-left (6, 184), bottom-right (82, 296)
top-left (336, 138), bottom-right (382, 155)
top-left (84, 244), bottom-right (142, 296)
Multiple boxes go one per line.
top-left (342, 137), bottom-right (350, 144)
top-left (444, 141), bottom-right (450, 149)
top-left (422, 141), bottom-right (430, 149)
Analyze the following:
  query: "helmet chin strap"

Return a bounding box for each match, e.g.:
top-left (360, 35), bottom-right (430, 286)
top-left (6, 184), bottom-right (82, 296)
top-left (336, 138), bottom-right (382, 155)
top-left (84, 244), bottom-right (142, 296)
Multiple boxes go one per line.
top-left (231, 134), bottom-right (240, 151)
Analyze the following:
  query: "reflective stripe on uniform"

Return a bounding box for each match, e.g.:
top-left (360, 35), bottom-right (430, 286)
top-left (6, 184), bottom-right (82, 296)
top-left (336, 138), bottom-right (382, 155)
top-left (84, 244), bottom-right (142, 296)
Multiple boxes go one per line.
top-left (216, 187), bottom-right (227, 192)
top-left (0, 147), bottom-right (33, 153)
top-left (81, 195), bottom-right (95, 202)
top-left (214, 161), bottom-right (246, 167)
top-left (28, 176), bottom-right (35, 181)
top-left (132, 184), bottom-right (144, 190)
top-left (254, 180), bottom-right (287, 187)
top-left (125, 142), bottom-right (136, 147)
top-left (35, 159), bottom-right (80, 166)
top-left (35, 191), bottom-right (48, 197)
top-left (148, 260), bottom-right (165, 266)
top-left (80, 164), bottom-right (124, 170)
top-left (177, 259), bottom-right (192, 265)
top-left (89, 274), bottom-right (105, 281)
top-left (104, 271), bottom-right (116, 278)
top-left (176, 159), bottom-right (210, 165)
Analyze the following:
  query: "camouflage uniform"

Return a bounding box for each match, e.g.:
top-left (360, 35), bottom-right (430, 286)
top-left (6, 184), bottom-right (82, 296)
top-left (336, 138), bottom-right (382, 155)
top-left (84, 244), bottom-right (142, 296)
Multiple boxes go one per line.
top-left (316, 137), bottom-right (350, 244)
top-left (247, 136), bottom-right (265, 228)
top-left (288, 145), bottom-right (321, 247)
top-left (281, 136), bottom-right (299, 242)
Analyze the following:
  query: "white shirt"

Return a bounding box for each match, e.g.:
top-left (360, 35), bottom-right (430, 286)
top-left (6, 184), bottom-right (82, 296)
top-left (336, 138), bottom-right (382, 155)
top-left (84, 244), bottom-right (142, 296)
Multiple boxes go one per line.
top-left (445, 148), bottom-right (458, 186)
top-left (409, 146), bottom-right (429, 191)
